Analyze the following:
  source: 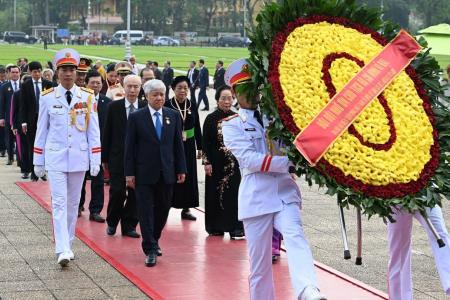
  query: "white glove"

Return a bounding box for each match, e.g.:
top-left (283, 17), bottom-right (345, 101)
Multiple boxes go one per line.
top-left (90, 165), bottom-right (100, 177)
top-left (34, 165), bottom-right (45, 177)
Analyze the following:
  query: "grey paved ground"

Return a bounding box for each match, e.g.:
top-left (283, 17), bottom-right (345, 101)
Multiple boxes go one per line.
top-left (0, 88), bottom-right (449, 299)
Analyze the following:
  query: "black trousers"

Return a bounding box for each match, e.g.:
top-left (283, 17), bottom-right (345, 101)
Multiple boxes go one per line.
top-left (197, 87), bottom-right (209, 110)
top-left (79, 166), bottom-right (105, 214)
top-left (136, 173), bottom-right (173, 255)
top-left (106, 171), bottom-right (139, 232)
top-left (17, 132), bottom-right (30, 173)
top-left (27, 125), bottom-right (38, 179)
top-left (0, 124), bottom-right (6, 152)
top-left (165, 88), bottom-right (170, 102)
top-left (189, 87), bottom-right (196, 104)
top-left (5, 125), bottom-right (14, 160)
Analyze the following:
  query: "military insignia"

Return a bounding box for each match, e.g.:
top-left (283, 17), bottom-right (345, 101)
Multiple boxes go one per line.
top-left (166, 117), bottom-right (170, 124)
top-left (65, 52), bottom-right (71, 58)
top-left (116, 93), bottom-right (124, 97)
top-left (53, 105), bottom-right (62, 108)
top-left (241, 64), bottom-right (249, 71)
top-left (141, 96), bottom-right (145, 100)
top-left (94, 103), bottom-right (97, 113)
top-left (122, 63), bottom-right (125, 67)
top-left (83, 102), bottom-right (87, 108)
top-left (74, 103), bottom-right (79, 109)
top-left (41, 87), bottom-right (54, 96)
top-left (241, 114), bottom-right (247, 122)
top-left (81, 87), bottom-right (94, 94)
top-left (222, 114), bottom-right (239, 122)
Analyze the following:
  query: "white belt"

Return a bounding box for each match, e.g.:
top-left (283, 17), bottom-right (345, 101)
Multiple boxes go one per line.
top-left (242, 168), bottom-right (257, 176)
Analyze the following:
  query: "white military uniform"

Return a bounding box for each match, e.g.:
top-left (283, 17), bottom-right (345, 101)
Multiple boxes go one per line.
top-left (131, 63), bottom-right (140, 76)
top-left (34, 84), bottom-right (101, 255)
top-left (387, 205), bottom-right (450, 298)
top-left (222, 108), bottom-right (320, 300)
top-left (106, 83), bottom-right (124, 101)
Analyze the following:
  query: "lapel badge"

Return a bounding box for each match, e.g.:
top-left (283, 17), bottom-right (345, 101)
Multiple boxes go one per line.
top-left (166, 117), bottom-right (170, 125)
top-left (8, 87), bottom-right (11, 91)
top-left (188, 109), bottom-right (191, 114)
top-left (242, 114), bottom-right (247, 122)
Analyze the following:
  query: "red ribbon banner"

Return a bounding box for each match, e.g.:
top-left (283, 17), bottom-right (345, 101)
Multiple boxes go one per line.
top-left (294, 29), bottom-right (422, 166)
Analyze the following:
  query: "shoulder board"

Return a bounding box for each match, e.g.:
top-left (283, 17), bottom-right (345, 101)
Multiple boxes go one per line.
top-left (41, 87), bottom-right (54, 96)
top-left (109, 84), bottom-right (118, 89)
top-left (222, 114), bottom-right (239, 122)
top-left (81, 87), bottom-right (94, 94)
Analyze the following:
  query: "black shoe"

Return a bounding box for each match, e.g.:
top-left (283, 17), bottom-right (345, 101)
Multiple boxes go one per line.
top-left (156, 247), bottom-right (162, 256)
top-left (106, 226), bottom-right (116, 235)
top-left (122, 231), bottom-right (140, 238)
top-left (89, 213), bottom-right (105, 223)
top-left (230, 230), bottom-right (245, 239)
top-left (31, 178), bottom-right (38, 182)
top-left (208, 232), bottom-right (224, 236)
top-left (6, 159), bottom-right (13, 165)
top-left (0, 151), bottom-right (5, 157)
top-left (77, 209), bottom-right (81, 218)
top-left (181, 210), bottom-right (197, 221)
top-left (21, 172), bottom-right (29, 179)
top-left (200, 108), bottom-right (209, 111)
top-left (80, 206), bottom-right (85, 211)
top-left (145, 254), bottom-right (157, 267)
top-left (40, 175), bottom-right (47, 181)
top-left (272, 255), bottom-right (278, 263)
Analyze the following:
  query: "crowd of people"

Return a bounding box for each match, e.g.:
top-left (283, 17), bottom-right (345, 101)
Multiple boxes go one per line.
top-left (3, 48), bottom-right (450, 300)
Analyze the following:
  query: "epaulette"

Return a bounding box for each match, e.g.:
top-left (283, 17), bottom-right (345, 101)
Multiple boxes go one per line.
top-left (109, 84), bottom-right (118, 89)
top-left (81, 87), bottom-right (94, 94)
top-left (222, 114), bottom-right (239, 122)
top-left (40, 87), bottom-right (54, 96)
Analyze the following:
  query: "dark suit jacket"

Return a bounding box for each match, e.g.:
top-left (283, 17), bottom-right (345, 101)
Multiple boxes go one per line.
top-left (96, 93), bottom-right (112, 142)
top-left (213, 68), bottom-right (226, 89)
top-left (12, 89), bottom-right (23, 133)
top-left (194, 67), bottom-right (209, 89)
top-left (19, 79), bottom-right (53, 129)
top-left (101, 98), bottom-right (147, 174)
top-left (124, 106), bottom-right (186, 185)
top-left (186, 68), bottom-right (199, 85)
top-left (162, 67), bottom-right (174, 88)
top-left (153, 68), bottom-right (163, 80)
top-left (0, 81), bottom-right (21, 124)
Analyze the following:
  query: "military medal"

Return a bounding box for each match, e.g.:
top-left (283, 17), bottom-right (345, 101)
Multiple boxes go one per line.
top-left (166, 117), bottom-right (170, 125)
top-left (8, 87), bottom-right (10, 91)
top-left (94, 103), bottom-right (98, 112)
top-left (188, 110), bottom-right (191, 114)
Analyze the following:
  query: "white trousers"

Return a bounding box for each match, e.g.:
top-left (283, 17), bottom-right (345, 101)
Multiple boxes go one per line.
top-left (243, 203), bottom-right (319, 300)
top-left (387, 206), bottom-right (450, 299)
top-left (49, 171), bottom-right (86, 256)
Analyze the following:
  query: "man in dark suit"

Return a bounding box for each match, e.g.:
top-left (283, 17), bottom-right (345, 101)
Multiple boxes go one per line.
top-left (151, 62), bottom-right (162, 80)
top-left (186, 61), bottom-right (199, 104)
top-left (19, 61), bottom-right (53, 181)
top-left (0, 66), bottom-right (7, 157)
top-left (78, 71), bottom-right (112, 222)
top-left (102, 75), bottom-right (146, 238)
top-left (0, 65), bottom-right (21, 165)
top-left (213, 60), bottom-right (226, 89)
top-left (21, 58), bottom-right (29, 73)
top-left (162, 61), bottom-right (174, 101)
top-left (125, 79), bottom-right (186, 267)
top-left (12, 74), bottom-right (32, 179)
top-left (193, 59), bottom-right (210, 111)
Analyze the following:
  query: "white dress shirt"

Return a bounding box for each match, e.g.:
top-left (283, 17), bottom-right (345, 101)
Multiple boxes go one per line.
top-left (10, 80), bottom-right (19, 91)
top-left (33, 78), bottom-right (42, 97)
top-left (125, 98), bottom-right (138, 118)
top-left (188, 68), bottom-right (195, 84)
top-left (148, 105), bottom-right (163, 128)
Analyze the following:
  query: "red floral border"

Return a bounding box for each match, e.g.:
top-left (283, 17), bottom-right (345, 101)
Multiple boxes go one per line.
top-left (322, 52), bottom-right (396, 151)
top-left (268, 15), bottom-right (440, 198)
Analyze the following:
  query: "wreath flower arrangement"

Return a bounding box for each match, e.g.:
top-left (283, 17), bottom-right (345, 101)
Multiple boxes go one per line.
top-left (241, 0), bottom-right (450, 220)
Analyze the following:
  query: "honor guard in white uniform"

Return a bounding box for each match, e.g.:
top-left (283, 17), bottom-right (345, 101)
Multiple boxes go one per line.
top-left (129, 55), bottom-right (140, 76)
top-left (106, 61), bottom-right (132, 100)
top-left (34, 49), bottom-right (101, 266)
top-left (388, 205), bottom-right (450, 298)
top-left (221, 58), bottom-right (327, 300)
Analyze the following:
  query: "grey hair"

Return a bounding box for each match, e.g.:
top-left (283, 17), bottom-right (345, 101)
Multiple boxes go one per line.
top-left (42, 69), bottom-right (53, 76)
top-left (123, 74), bottom-right (141, 86)
top-left (143, 79), bottom-right (166, 94)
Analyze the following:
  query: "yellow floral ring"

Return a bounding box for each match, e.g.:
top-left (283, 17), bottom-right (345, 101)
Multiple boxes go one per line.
top-left (269, 16), bottom-right (440, 198)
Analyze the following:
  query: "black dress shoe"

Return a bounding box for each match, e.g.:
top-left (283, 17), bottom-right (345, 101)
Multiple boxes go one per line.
top-left (272, 255), bottom-right (278, 263)
top-left (77, 209), bottom-right (81, 218)
top-left (200, 108), bottom-right (209, 111)
top-left (145, 254), bottom-right (157, 267)
top-left (80, 206), bottom-right (85, 211)
top-left (208, 232), bottom-right (224, 236)
top-left (106, 226), bottom-right (116, 235)
top-left (230, 230), bottom-right (245, 239)
top-left (40, 175), bottom-right (47, 181)
top-left (21, 172), bottom-right (29, 179)
top-left (122, 231), bottom-right (140, 238)
top-left (0, 151), bottom-right (5, 157)
top-left (89, 213), bottom-right (105, 223)
top-left (31, 178), bottom-right (38, 182)
top-left (156, 247), bottom-right (162, 256)
top-left (6, 159), bottom-right (13, 165)
top-left (181, 210), bottom-right (197, 220)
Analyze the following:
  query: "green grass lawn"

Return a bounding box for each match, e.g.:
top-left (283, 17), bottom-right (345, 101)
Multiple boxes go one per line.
top-left (0, 44), bottom-right (250, 73)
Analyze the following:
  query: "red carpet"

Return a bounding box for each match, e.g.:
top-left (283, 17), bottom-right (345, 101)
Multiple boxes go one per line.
top-left (18, 181), bottom-right (388, 300)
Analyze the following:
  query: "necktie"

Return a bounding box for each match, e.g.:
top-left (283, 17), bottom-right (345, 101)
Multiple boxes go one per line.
top-left (154, 111), bottom-right (162, 140)
top-left (254, 110), bottom-right (264, 128)
top-left (13, 82), bottom-right (17, 91)
top-left (66, 91), bottom-right (72, 105)
top-left (35, 82), bottom-right (40, 111)
top-left (129, 103), bottom-right (135, 117)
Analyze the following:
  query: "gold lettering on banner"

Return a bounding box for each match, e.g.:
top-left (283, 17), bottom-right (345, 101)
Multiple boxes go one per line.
top-left (337, 97), bottom-right (350, 107)
top-left (350, 82), bottom-right (364, 94)
top-left (323, 111), bottom-right (336, 122)
top-left (330, 103), bottom-right (344, 115)
top-left (367, 66), bottom-right (381, 78)
top-left (357, 77), bottom-right (369, 87)
top-left (362, 72), bottom-right (373, 82)
top-left (316, 118), bottom-right (330, 129)
top-left (378, 59), bottom-right (390, 67)
top-left (343, 90), bottom-right (357, 102)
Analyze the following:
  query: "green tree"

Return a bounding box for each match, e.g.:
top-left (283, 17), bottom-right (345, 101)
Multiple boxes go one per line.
top-left (410, 0), bottom-right (450, 28)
